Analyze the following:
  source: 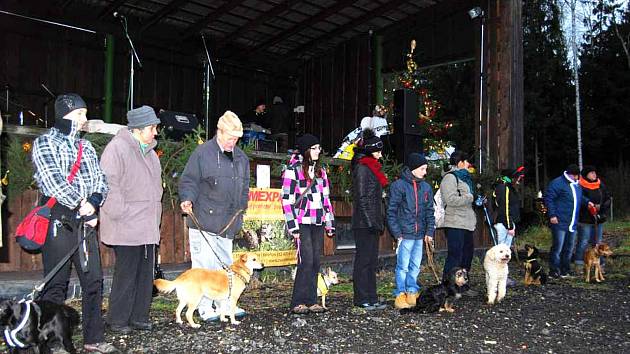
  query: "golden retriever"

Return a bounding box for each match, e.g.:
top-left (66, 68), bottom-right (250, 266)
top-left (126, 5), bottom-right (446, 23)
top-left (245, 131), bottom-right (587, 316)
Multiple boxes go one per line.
top-left (483, 244), bottom-right (511, 305)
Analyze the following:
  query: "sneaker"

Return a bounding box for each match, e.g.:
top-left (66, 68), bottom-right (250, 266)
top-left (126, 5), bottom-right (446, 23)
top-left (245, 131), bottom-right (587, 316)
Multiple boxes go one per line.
top-left (356, 303), bottom-right (376, 311)
top-left (549, 271), bottom-right (561, 279)
top-left (291, 304), bottom-right (309, 314)
top-left (107, 323), bottom-right (132, 334)
top-left (371, 302), bottom-right (387, 310)
top-left (394, 293), bottom-right (411, 309)
top-left (308, 304), bottom-right (326, 313)
top-left (235, 307), bottom-right (247, 318)
top-left (506, 278), bottom-right (517, 287)
top-left (560, 272), bottom-right (574, 279)
top-left (130, 321), bottom-right (152, 331)
top-left (200, 309), bottom-right (220, 322)
top-left (83, 342), bottom-right (119, 353)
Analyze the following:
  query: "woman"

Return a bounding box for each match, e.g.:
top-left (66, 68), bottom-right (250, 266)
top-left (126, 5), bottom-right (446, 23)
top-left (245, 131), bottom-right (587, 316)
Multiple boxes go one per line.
top-left (440, 151), bottom-right (476, 294)
top-left (351, 129), bottom-right (388, 310)
top-left (282, 134), bottom-right (335, 314)
top-left (575, 165), bottom-right (611, 271)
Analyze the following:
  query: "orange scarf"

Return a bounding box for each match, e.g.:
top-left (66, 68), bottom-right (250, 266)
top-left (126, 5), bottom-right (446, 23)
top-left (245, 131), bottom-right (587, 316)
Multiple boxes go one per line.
top-left (579, 177), bottom-right (601, 190)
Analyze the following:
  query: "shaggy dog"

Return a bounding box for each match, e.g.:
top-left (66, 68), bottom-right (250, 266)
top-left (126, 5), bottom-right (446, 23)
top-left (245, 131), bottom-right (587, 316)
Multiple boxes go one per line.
top-left (483, 244), bottom-right (512, 305)
top-left (154, 253), bottom-right (263, 327)
top-left (523, 244), bottom-right (547, 286)
top-left (402, 267), bottom-right (469, 314)
top-left (0, 299), bottom-right (80, 354)
top-left (584, 243), bottom-right (614, 283)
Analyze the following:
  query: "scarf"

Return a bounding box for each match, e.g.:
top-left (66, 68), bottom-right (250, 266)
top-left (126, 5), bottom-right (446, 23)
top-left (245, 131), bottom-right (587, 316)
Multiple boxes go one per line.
top-left (451, 168), bottom-right (475, 195)
top-left (358, 156), bottom-right (388, 187)
top-left (579, 176), bottom-right (601, 190)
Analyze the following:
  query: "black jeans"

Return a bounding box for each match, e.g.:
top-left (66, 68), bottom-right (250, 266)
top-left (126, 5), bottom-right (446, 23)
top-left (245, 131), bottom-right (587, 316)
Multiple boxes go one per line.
top-left (352, 228), bottom-right (380, 305)
top-left (39, 203), bottom-right (105, 344)
top-left (291, 224), bottom-right (324, 307)
top-left (107, 244), bottom-right (155, 326)
top-left (442, 228), bottom-right (474, 281)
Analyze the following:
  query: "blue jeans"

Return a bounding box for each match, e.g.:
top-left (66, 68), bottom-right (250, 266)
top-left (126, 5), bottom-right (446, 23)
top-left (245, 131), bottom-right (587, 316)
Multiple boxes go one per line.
top-left (575, 223), bottom-right (605, 265)
top-left (442, 228), bottom-right (474, 281)
top-left (394, 238), bottom-right (424, 296)
top-left (549, 226), bottom-right (577, 275)
top-left (494, 223), bottom-right (514, 247)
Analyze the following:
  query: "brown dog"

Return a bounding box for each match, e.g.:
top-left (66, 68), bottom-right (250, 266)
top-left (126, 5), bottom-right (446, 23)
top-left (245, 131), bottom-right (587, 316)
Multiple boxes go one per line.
top-left (154, 253), bottom-right (264, 327)
top-left (584, 243), bottom-right (613, 283)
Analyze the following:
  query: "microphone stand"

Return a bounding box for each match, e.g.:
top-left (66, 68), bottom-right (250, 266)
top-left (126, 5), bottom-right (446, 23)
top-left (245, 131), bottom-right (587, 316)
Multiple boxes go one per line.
top-left (201, 34), bottom-right (215, 139)
top-left (118, 16), bottom-right (142, 110)
top-left (41, 83), bottom-right (56, 127)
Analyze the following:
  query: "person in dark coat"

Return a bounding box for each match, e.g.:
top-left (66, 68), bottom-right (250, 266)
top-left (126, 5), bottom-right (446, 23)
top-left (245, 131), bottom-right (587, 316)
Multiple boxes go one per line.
top-left (387, 153), bottom-right (435, 309)
top-left (493, 166), bottom-right (525, 247)
top-left (544, 164), bottom-right (593, 278)
top-left (574, 165), bottom-right (611, 270)
top-left (351, 129), bottom-right (388, 310)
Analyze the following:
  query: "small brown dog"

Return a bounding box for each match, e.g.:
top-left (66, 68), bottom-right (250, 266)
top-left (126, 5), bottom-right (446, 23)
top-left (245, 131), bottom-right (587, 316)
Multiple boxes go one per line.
top-left (154, 253), bottom-right (263, 327)
top-left (583, 243), bottom-right (613, 283)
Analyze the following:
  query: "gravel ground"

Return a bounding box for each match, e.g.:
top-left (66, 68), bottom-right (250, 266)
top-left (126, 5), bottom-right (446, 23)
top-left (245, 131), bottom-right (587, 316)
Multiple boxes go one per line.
top-left (94, 263), bottom-right (630, 354)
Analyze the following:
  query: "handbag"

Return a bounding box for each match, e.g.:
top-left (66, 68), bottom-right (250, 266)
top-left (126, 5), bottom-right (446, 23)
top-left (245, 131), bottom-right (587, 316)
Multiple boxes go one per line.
top-left (15, 142), bottom-right (84, 251)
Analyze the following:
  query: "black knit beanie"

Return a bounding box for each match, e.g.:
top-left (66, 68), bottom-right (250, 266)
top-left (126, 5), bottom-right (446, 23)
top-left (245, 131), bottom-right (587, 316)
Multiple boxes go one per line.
top-left (581, 165), bottom-right (596, 179)
top-left (55, 93), bottom-right (86, 120)
top-left (360, 129), bottom-right (383, 153)
top-left (296, 134), bottom-right (319, 155)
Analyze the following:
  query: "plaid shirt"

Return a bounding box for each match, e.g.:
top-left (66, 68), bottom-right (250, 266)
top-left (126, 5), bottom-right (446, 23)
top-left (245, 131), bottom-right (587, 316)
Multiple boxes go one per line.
top-left (32, 127), bottom-right (108, 209)
top-left (281, 155), bottom-right (335, 234)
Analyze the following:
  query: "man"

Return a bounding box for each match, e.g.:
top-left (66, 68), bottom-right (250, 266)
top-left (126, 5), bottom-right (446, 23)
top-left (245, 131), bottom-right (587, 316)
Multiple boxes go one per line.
top-left (267, 96), bottom-right (291, 151)
top-left (32, 93), bottom-right (117, 353)
top-left (179, 111), bottom-right (250, 321)
top-left (544, 164), bottom-right (592, 278)
top-left (100, 105), bottom-right (163, 334)
top-left (242, 99), bottom-right (268, 127)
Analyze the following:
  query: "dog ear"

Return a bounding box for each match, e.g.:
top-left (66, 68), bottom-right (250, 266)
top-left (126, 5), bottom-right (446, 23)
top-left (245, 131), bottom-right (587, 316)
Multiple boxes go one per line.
top-left (240, 253), bottom-right (249, 262)
top-left (326, 267), bottom-right (332, 274)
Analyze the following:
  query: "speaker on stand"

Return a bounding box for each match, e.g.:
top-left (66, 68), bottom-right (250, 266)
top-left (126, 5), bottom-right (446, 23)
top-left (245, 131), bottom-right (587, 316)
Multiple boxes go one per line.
top-left (158, 110), bottom-right (199, 141)
top-left (393, 89), bottom-right (424, 164)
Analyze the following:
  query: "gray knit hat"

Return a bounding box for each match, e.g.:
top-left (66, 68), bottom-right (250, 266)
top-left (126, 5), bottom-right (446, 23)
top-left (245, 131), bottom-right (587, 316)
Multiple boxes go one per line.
top-left (127, 105), bottom-right (160, 129)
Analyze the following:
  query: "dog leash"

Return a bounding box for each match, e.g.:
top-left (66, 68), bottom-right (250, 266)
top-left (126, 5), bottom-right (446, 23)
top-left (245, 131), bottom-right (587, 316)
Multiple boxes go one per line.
top-left (424, 238), bottom-right (441, 284)
top-left (187, 210), bottom-right (249, 287)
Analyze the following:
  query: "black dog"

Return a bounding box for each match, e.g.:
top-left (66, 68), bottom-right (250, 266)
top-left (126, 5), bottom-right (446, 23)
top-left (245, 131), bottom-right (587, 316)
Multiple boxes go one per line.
top-left (523, 244), bottom-right (548, 285)
top-left (402, 267), bottom-right (469, 314)
top-left (0, 299), bottom-right (80, 354)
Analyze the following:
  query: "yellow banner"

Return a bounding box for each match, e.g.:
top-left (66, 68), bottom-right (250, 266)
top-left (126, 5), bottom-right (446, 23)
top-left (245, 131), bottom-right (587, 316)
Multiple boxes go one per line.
top-left (232, 250), bottom-right (297, 267)
top-left (244, 188), bottom-right (284, 221)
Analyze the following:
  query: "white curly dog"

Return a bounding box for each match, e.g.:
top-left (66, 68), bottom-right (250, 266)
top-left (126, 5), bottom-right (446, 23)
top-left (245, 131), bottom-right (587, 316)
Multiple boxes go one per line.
top-left (483, 244), bottom-right (512, 305)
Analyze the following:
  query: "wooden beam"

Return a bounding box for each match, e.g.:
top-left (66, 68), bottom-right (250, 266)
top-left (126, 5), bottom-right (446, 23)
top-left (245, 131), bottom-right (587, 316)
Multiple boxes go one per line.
top-left (246, 0), bottom-right (358, 56)
top-left (281, 0), bottom-right (411, 61)
top-left (139, 0), bottom-right (190, 33)
top-left (98, 0), bottom-right (127, 20)
top-left (214, 1), bottom-right (294, 50)
top-left (180, 0), bottom-right (241, 40)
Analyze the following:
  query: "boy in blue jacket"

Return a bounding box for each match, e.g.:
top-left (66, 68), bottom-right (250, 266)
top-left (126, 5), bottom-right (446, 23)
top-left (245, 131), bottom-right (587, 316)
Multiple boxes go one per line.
top-left (544, 164), bottom-right (593, 278)
top-left (387, 153), bottom-right (435, 309)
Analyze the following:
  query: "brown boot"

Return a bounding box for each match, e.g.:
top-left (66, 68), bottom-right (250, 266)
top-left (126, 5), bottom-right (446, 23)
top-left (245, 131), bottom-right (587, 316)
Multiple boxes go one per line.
top-left (405, 292), bottom-right (418, 307)
top-left (394, 293), bottom-right (411, 309)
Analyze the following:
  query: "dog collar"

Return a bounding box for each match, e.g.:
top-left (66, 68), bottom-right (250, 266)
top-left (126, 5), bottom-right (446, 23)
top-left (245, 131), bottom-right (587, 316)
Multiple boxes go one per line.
top-left (3, 300), bottom-right (32, 349)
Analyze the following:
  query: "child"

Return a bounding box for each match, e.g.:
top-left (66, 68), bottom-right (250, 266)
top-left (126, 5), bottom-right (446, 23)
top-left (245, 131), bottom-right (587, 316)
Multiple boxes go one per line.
top-left (387, 153), bottom-right (435, 309)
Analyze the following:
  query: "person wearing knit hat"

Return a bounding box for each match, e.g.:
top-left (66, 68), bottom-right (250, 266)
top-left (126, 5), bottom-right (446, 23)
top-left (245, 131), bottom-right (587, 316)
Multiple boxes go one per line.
top-left (350, 129), bottom-right (387, 310)
top-left (179, 110), bottom-right (250, 321)
top-left (242, 99), bottom-right (268, 127)
top-left (492, 166), bottom-right (525, 287)
top-left (282, 133), bottom-right (335, 314)
top-left (99, 105), bottom-right (163, 334)
top-left (32, 93), bottom-right (116, 352)
top-left (544, 165), bottom-right (595, 278)
top-left (387, 152), bottom-right (435, 309)
top-left (575, 165), bottom-right (611, 273)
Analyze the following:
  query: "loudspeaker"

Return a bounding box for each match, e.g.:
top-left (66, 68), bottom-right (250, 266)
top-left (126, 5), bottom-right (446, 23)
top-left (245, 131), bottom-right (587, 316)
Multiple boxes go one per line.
top-left (393, 89), bottom-right (421, 136)
top-left (392, 89), bottom-right (423, 164)
top-left (158, 110), bottom-right (198, 141)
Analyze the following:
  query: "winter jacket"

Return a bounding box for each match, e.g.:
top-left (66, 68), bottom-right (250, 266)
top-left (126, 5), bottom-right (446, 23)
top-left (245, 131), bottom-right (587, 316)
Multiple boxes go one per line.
top-left (544, 172), bottom-right (588, 232)
top-left (99, 129), bottom-right (163, 246)
top-left (493, 182), bottom-right (521, 230)
top-left (440, 168), bottom-right (476, 231)
top-left (178, 137), bottom-right (250, 238)
top-left (387, 167), bottom-right (435, 240)
top-left (351, 153), bottom-right (385, 232)
top-left (281, 154), bottom-right (335, 234)
top-left (578, 177), bottom-right (611, 224)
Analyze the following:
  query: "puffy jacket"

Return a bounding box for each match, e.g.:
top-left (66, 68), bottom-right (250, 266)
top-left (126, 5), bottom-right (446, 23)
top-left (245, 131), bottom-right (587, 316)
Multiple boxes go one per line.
top-left (544, 172), bottom-right (587, 232)
top-left (440, 169), bottom-right (476, 231)
top-left (493, 182), bottom-right (521, 230)
top-left (351, 153), bottom-right (384, 232)
top-left (178, 137), bottom-right (250, 238)
top-left (387, 168), bottom-right (435, 240)
top-left (578, 177), bottom-right (611, 224)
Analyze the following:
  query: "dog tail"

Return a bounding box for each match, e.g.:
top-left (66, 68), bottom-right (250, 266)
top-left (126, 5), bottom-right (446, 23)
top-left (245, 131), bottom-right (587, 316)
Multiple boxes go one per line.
top-left (153, 279), bottom-right (177, 294)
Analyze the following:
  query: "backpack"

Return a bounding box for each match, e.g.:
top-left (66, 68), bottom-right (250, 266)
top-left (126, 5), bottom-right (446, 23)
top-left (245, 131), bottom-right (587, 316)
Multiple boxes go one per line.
top-left (433, 172), bottom-right (459, 229)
